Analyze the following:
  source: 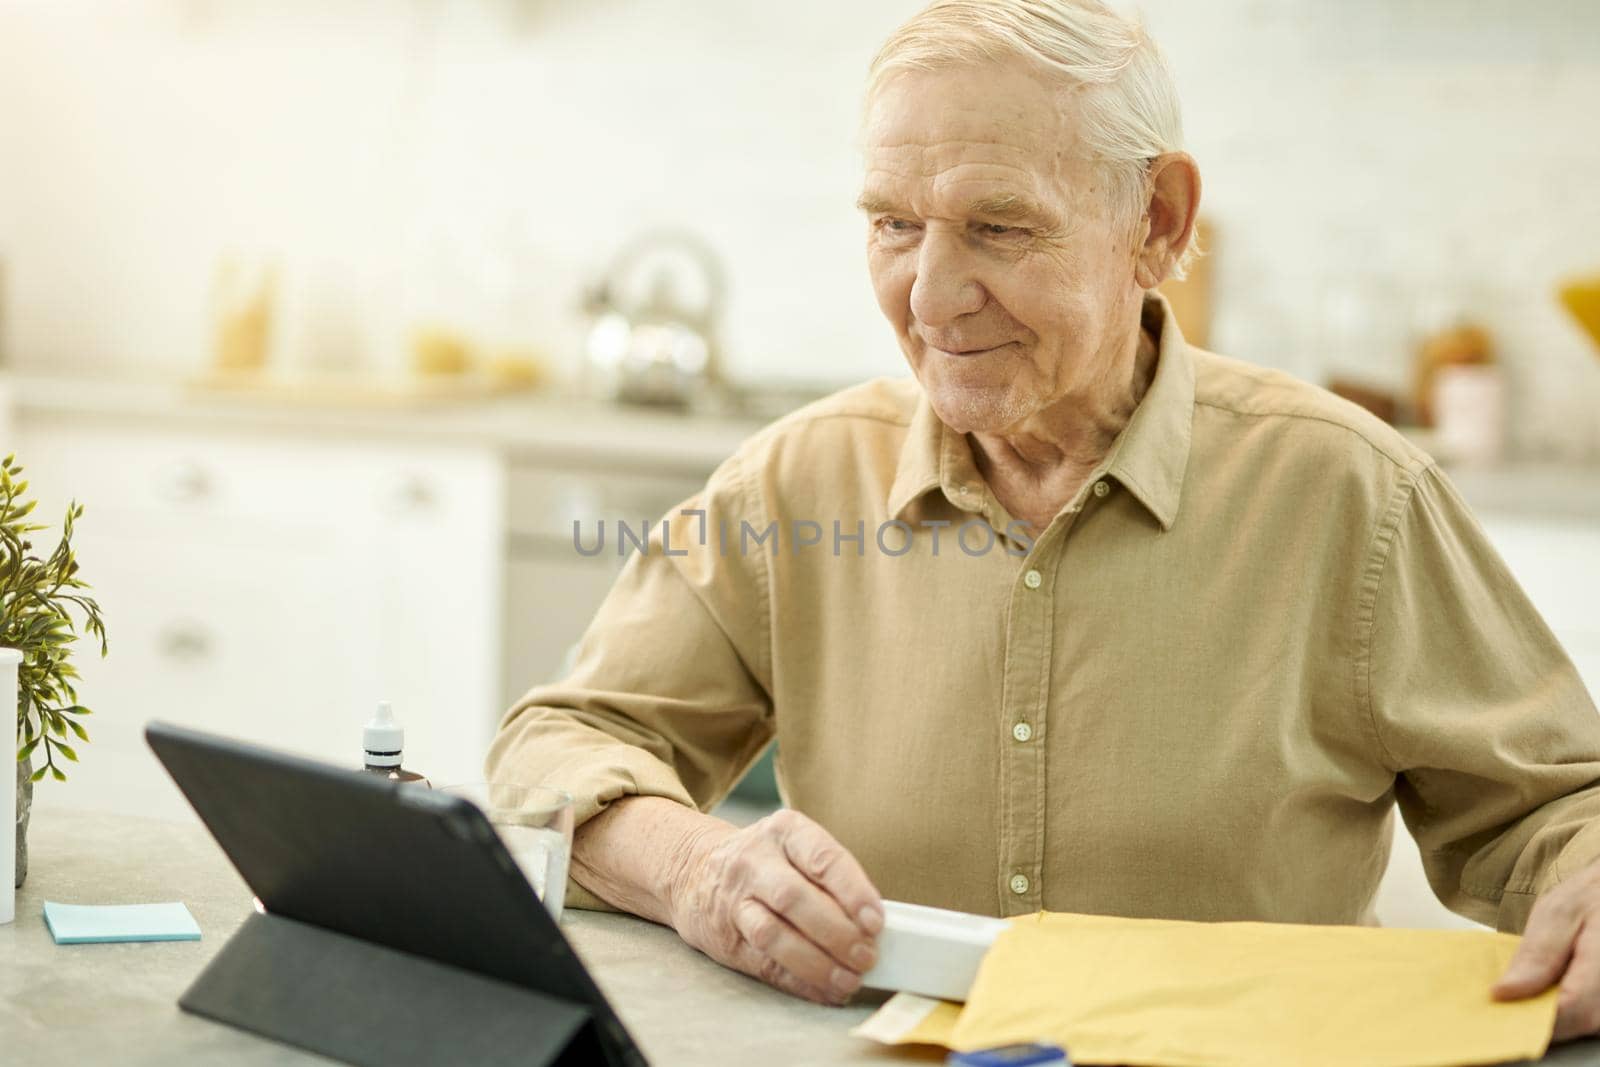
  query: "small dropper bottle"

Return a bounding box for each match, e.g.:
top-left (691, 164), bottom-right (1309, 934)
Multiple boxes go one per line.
top-left (362, 701), bottom-right (431, 787)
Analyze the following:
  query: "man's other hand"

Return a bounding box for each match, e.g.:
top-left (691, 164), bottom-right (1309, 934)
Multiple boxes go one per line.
top-left (668, 808), bottom-right (885, 1005)
top-left (1494, 859), bottom-right (1600, 1041)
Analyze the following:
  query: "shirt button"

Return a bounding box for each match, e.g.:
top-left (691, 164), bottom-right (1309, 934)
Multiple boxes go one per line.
top-left (1009, 873), bottom-right (1031, 895)
top-left (1012, 722), bottom-right (1033, 742)
top-left (1022, 569), bottom-right (1042, 590)
top-left (1093, 480), bottom-right (1110, 498)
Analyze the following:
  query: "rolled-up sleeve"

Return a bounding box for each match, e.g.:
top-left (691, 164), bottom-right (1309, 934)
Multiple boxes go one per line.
top-left (1360, 462), bottom-right (1600, 931)
top-left (486, 448), bottom-right (775, 833)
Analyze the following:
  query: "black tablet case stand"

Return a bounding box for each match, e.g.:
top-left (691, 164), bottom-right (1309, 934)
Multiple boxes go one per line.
top-left (182, 912), bottom-right (612, 1067)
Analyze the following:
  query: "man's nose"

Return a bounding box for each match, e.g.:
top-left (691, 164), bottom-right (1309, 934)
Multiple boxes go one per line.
top-left (908, 234), bottom-right (986, 328)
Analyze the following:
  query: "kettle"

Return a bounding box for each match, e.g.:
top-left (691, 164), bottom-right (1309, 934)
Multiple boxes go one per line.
top-left (582, 231), bottom-right (726, 408)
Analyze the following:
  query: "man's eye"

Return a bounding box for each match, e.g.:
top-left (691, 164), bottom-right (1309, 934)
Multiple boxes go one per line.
top-left (980, 223), bottom-right (1019, 236)
top-left (878, 218), bottom-right (917, 233)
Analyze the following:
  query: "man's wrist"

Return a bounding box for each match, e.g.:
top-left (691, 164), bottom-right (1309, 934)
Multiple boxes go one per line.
top-left (571, 795), bottom-right (733, 927)
top-left (659, 807), bottom-right (731, 929)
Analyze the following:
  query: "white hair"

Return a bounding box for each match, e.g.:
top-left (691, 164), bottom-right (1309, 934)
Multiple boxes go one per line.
top-left (866, 0), bottom-right (1200, 280)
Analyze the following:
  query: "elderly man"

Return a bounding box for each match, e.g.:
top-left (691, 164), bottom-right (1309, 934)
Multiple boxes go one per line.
top-left (488, 0), bottom-right (1600, 1040)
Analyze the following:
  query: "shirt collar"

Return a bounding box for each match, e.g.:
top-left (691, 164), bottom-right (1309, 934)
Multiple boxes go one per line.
top-left (886, 290), bottom-right (1195, 531)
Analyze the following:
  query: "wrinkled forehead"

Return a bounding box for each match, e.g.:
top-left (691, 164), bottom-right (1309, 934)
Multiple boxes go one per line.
top-left (861, 65), bottom-right (1086, 193)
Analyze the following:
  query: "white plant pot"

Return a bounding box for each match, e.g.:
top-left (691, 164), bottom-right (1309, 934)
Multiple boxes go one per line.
top-left (2, 646), bottom-right (19, 925)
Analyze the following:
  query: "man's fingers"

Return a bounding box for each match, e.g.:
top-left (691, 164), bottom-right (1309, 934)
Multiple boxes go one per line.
top-left (1553, 922), bottom-right (1600, 1042)
top-left (776, 813), bottom-right (885, 937)
top-left (755, 867), bottom-right (877, 972)
top-left (682, 810), bottom-right (883, 1006)
top-left (733, 898), bottom-right (862, 1003)
top-left (1495, 892), bottom-right (1584, 1001)
top-left (728, 937), bottom-right (835, 1005)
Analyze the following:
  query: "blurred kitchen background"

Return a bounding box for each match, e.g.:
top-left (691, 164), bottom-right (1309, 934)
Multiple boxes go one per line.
top-left (2, 0), bottom-right (1598, 929)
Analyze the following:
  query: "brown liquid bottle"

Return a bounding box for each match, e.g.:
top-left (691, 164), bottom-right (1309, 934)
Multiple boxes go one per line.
top-left (361, 701), bottom-right (431, 787)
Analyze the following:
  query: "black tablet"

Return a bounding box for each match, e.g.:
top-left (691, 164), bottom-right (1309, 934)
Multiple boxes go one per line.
top-left (146, 720), bottom-right (647, 1067)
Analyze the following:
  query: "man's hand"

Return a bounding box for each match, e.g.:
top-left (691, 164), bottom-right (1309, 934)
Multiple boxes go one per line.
top-left (1494, 859), bottom-right (1600, 1041)
top-left (667, 808), bottom-right (885, 1005)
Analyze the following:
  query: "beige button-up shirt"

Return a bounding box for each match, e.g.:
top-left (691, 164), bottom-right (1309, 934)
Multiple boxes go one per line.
top-left (488, 293), bottom-right (1600, 932)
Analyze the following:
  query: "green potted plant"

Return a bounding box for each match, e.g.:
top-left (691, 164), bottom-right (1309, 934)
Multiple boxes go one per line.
top-left (1, 453), bottom-right (106, 887)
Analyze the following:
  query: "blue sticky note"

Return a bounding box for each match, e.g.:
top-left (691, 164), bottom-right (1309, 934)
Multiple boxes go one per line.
top-left (42, 901), bottom-right (201, 944)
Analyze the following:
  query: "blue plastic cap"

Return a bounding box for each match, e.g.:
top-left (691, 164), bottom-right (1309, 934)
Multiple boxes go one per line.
top-left (946, 1042), bottom-right (1070, 1067)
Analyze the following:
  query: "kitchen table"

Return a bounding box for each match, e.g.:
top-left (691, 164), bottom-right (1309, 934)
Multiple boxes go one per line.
top-left (2, 810), bottom-right (1598, 1066)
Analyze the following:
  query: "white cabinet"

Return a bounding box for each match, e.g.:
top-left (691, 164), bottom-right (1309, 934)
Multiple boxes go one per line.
top-left (503, 555), bottom-right (618, 702)
top-left (6, 394), bottom-right (727, 822)
top-left (502, 461), bottom-right (708, 702)
top-left (13, 419), bottom-right (504, 819)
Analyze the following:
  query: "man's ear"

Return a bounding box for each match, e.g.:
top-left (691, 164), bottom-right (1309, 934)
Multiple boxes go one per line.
top-left (1133, 152), bottom-right (1202, 289)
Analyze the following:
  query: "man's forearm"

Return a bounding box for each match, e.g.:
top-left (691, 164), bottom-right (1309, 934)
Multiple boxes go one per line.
top-left (569, 795), bottom-right (735, 926)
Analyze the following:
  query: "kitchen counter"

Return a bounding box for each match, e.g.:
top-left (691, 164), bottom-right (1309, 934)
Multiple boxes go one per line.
top-left (0, 810), bottom-right (931, 1066)
top-left (4, 372), bottom-right (1595, 517)
top-left (1440, 462), bottom-right (1600, 523)
top-left (0, 373), bottom-right (776, 474)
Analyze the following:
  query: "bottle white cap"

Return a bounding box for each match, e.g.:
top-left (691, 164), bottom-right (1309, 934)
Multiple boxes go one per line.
top-left (363, 701), bottom-right (404, 768)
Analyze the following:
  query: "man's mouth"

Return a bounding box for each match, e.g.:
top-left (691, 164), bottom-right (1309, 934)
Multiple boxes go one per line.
top-left (929, 341), bottom-right (1012, 357)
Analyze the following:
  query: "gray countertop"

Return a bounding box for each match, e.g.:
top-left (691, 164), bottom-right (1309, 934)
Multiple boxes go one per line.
top-left (6, 812), bottom-right (1600, 1066)
top-left (0, 810), bottom-right (932, 1067)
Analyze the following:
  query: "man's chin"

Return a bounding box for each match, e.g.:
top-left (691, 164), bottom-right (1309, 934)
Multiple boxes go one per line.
top-left (922, 384), bottom-right (1036, 436)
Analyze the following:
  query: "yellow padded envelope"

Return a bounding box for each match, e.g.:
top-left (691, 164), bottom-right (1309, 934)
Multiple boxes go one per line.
top-left (861, 912), bottom-right (1558, 1067)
